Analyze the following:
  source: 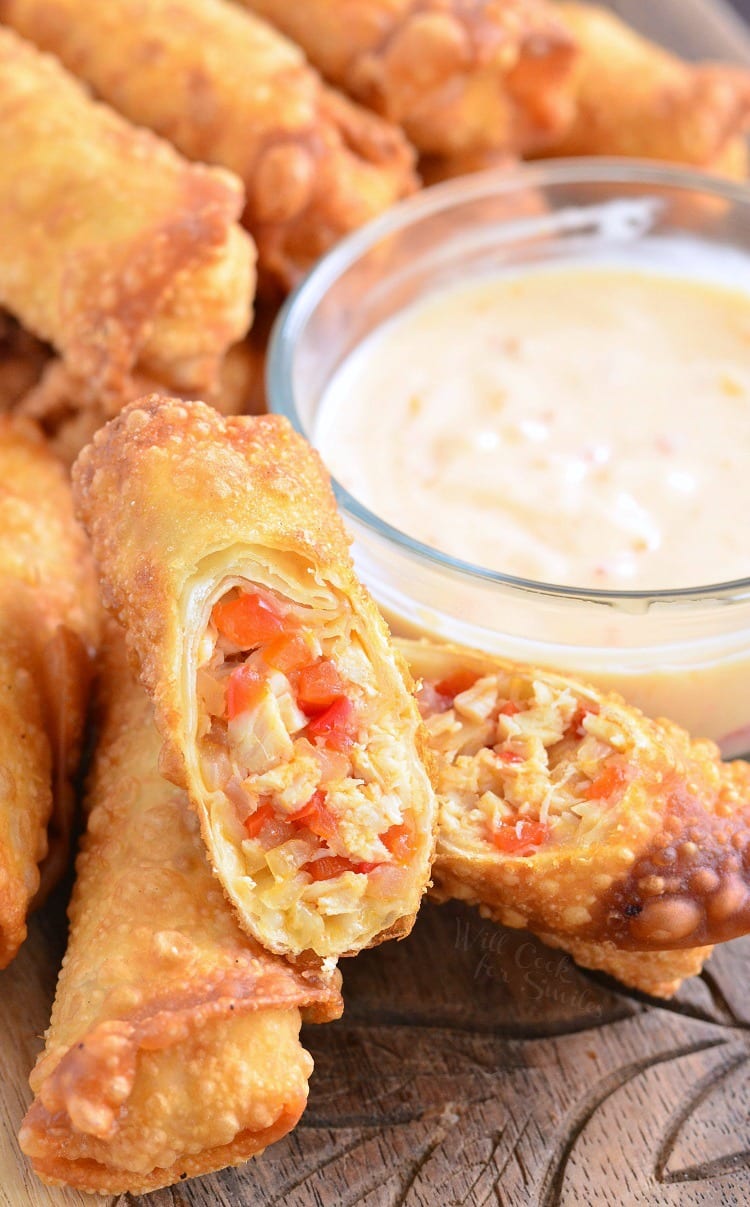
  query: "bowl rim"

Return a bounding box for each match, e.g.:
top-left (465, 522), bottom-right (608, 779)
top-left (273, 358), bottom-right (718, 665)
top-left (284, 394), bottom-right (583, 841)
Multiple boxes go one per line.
top-left (268, 157), bottom-right (750, 608)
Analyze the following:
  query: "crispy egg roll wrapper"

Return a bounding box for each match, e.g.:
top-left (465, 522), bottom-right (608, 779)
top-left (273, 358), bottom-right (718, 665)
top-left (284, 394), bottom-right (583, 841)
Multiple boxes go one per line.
top-left (1, 0), bottom-right (417, 294)
top-left (395, 638), bottom-right (750, 997)
top-left (236, 0), bottom-right (577, 157)
top-left (0, 417), bottom-right (99, 967)
top-left (546, 3), bottom-right (750, 177)
top-left (19, 630), bottom-right (342, 1195)
top-left (0, 26), bottom-right (255, 412)
top-left (73, 397), bottom-right (437, 960)
top-left (16, 334), bottom-right (259, 467)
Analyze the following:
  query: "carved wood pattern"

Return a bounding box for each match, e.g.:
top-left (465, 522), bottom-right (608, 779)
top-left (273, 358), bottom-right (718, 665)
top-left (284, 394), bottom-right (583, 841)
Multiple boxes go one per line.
top-left (3, 892), bottom-right (750, 1207)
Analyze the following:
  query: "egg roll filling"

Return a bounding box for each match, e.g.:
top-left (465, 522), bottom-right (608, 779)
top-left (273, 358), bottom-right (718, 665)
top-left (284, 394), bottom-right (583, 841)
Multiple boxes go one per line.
top-left (196, 584), bottom-right (416, 953)
top-left (417, 670), bottom-right (632, 854)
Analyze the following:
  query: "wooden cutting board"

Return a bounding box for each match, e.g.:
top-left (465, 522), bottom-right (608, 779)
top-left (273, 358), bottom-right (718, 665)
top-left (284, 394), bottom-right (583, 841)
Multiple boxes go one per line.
top-left (3, 891), bottom-right (750, 1207)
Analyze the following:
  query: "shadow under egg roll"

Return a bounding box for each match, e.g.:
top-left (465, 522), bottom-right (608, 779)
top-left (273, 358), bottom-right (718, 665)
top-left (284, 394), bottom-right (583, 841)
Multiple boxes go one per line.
top-left (0, 313), bottom-right (50, 414)
top-left (544, 3), bottom-right (750, 179)
top-left (0, 417), bottom-right (99, 968)
top-left (0, 0), bottom-right (417, 295)
top-left (19, 627), bottom-right (342, 1195)
top-left (0, 26), bottom-right (255, 415)
top-left (396, 637), bottom-right (750, 997)
top-left (235, 0), bottom-right (578, 157)
top-left (72, 397), bottom-right (437, 961)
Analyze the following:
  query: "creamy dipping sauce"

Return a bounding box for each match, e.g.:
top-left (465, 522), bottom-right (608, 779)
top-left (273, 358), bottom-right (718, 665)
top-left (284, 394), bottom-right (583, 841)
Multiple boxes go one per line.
top-left (317, 267), bottom-right (750, 591)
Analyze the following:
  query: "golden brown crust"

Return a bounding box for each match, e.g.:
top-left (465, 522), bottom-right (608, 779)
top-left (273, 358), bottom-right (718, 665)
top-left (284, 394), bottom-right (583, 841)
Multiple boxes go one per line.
top-left (0, 417), bottom-right (99, 967)
top-left (399, 636), bottom-right (750, 993)
top-left (238, 0), bottom-right (578, 156)
top-left (547, 3), bottom-right (750, 176)
top-left (19, 627), bottom-right (342, 1194)
top-left (1, 0), bottom-right (417, 293)
top-left (72, 397), bottom-right (437, 959)
top-left (0, 25), bottom-right (254, 412)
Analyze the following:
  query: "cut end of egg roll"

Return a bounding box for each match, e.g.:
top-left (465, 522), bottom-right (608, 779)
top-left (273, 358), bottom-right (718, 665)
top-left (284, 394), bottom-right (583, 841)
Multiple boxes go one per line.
top-left (72, 397), bottom-right (437, 961)
top-left (548, 3), bottom-right (750, 177)
top-left (19, 627), bottom-right (341, 1195)
top-left (400, 637), bottom-right (750, 996)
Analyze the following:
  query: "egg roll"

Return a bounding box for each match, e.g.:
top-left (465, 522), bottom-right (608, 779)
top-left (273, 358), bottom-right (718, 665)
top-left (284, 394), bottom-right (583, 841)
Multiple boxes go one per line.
top-left (545, 3), bottom-right (750, 178)
top-left (19, 629), bottom-right (341, 1195)
top-left (0, 26), bottom-right (255, 417)
top-left (72, 397), bottom-right (437, 960)
top-left (0, 417), bottom-right (99, 968)
top-left (235, 0), bottom-right (577, 157)
top-left (397, 638), bottom-right (750, 997)
top-left (1, 0), bottom-right (417, 294)
top-left (16, 331), bottom-right (260, 468)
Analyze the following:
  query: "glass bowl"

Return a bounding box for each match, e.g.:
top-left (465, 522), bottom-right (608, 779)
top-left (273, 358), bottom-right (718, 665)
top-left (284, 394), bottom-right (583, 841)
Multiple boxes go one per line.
top-left (268, 159), bottom-right (750, 755)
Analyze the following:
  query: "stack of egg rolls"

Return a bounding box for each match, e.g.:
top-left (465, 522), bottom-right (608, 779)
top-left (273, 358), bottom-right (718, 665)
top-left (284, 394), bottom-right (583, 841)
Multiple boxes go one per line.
top-left (1, 0), bottom-right (418, 293)
top-left (236, 0), bottom-right (578, 157)
top-left (0, 25), bottom-right (255, 440)
top-left (0, 417), bottom-right (99, 968)
top-left (20, 626), bottom-right (342, 1194)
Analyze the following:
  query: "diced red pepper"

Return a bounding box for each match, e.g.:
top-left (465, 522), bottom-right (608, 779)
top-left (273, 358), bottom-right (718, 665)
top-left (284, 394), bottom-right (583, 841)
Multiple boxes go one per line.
top-left (499, 749), bottom-right (524, 765)
top-left (568, 701), bottom-right (599, 739)
top-left (434, 670), bottom-right (479, 701)
top-left (226, 663), bottom-right (265, 720)
top-left (290, 790), bottom-right (339, 843)
top-left (490, 818), bottom-right (548, 855)
top-left (303, 855), bottom-right (376, 881)
top-left (243, 802), bottom-right (277, 839)
top-left (307, 696), bottom-right (358, 751)
top-left (499, 700), bottom-right (520, 716)
top-left (263, 630), bottom-right (315, 675)
top-left (212, 591), bottom-right (286, 649)
top-left (296, 659), bottom-right (347, 715)
top-left (583, 763), bottom-right (629, 801)
top-left (381, 815), bottom-right (415, 863)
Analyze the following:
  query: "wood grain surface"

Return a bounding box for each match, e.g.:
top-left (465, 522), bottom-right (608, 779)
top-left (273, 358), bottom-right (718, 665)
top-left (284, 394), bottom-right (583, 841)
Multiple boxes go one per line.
top-left (3, 889), bottom-right (750, 1207)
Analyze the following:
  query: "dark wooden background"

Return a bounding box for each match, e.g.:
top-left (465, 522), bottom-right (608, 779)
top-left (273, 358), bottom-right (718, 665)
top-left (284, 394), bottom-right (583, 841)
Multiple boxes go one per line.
top-left (5, 893), bottom-right (750, 1207)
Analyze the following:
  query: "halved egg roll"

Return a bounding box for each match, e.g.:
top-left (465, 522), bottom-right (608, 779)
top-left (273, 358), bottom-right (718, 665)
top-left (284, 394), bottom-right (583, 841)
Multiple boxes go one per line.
top-left (1, 0), bottom-right (417, 294)
top-left (0, 417), bottom-right (99, 968)
top-left (19, 628), bottom-right (342, 1195)
top-left (237, 0), bottom-right (578, 157)
top-left (396, 637), bottom-right (750, 997)
top-left (546, 3), bottom-right (750, 178)
top-left (72, 397), bottom-right (437, 960)
top-left (0, 26), bottom-right (254, 415)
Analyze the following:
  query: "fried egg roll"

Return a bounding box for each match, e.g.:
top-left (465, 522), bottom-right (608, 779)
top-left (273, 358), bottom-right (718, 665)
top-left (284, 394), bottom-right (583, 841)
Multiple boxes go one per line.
top-left (72, 397), bottom-right (437, 960)
top-left (16, 332), bottom-right (258, 468)
top-left (1, 0), bottom-right (417, 294)
top-left (19, 630), bottom-right (341, 1194)
top-left (236, 0), bottom-right (577, 157)
top-left (0, 26), bottom-right (254, 415)
top-left (397, 638), bottom-right (750, 997)
top-left (0, 418), bottom-right (99, 968)
top-left (546, 3), bottom-right (750, 177)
